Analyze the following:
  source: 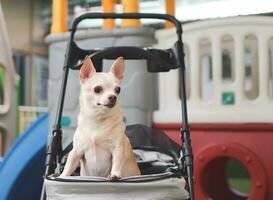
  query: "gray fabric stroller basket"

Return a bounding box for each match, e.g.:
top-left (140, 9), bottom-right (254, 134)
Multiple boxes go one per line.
top-left (42, 13), bottom-right (194, 200)
top-left (45, 125), bottom-right (189, 199)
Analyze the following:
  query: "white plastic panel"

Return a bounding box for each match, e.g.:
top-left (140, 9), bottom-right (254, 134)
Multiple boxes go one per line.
top-left (154, 16), bottom-right (273, 123)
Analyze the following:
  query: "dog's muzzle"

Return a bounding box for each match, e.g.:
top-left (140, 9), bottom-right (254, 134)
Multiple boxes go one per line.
top-left (97, 95), bottom-right (117, 108)
top-left (106, 95), bottom-right (117, 108)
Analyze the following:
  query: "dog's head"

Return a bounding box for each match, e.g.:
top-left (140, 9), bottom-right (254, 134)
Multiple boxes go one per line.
top-left (79, 56), bottom-right (124, 113)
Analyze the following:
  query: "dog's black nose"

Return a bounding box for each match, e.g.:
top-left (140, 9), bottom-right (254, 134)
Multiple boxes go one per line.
top-left (108, 95), bottom-right (117, 104)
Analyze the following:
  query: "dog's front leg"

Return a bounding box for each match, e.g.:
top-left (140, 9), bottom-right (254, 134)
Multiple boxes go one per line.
top-left (60, 149), bottom-right (82, 177)
top-left (109, 146), bottom-right (125, 181)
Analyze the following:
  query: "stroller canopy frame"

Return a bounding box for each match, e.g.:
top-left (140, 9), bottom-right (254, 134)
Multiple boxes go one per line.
top-left (42, 13), bottom-right (194, 200)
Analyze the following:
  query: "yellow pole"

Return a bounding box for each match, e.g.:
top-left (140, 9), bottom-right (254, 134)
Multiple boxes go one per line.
top-left (121, 0), bottom-right (141, 28)
top-left (103, 0), bottom-right (116, 29)
top-left (51, 0), bottom-right (68, 33)
top-left (165, 0), bottom-right (175, 29)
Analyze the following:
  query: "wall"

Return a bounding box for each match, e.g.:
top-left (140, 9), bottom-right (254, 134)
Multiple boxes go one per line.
top-left (1, 0), bottom-right (49, 106)
top-left (1, 0), bottom-right (47, 55)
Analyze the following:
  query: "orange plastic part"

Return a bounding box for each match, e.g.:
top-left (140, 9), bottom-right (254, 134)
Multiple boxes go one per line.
top-left (121, 0), bottom-right (141, 28)
top-left (103, 0), bottom-right (116, 29)
top-left (165, 0), bottom-right (175, 29)
top-left (51, 0), bottom-right (68, 33)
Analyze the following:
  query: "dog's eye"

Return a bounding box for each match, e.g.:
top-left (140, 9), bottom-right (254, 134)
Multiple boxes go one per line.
top-left (94, 86), bottom-right (103, 93)
top-left (115, 87), bottom-right (121, 94)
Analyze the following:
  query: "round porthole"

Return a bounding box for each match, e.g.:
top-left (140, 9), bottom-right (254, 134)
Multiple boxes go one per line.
top-left (195, 142), bottom-right (266, 200)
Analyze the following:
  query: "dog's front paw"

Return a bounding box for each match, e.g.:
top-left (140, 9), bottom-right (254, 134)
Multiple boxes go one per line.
top-left (108, 174), bottom-right (121, 182)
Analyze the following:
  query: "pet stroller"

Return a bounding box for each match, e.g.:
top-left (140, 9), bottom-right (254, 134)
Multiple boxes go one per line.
top-left (42, 13), bottom-right (194, 200)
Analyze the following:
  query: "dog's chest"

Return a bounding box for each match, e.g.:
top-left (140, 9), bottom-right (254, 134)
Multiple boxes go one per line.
top-left (80, 130), bottom-right (114, 176)
top-left (83, 142), bottom-right (112, 176)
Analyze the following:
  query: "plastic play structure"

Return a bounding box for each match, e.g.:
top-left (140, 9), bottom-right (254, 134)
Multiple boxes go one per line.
top-left (154, 16), bottom-right (273, 200)
top-left (1, 0), bottom-right (273, 199)
top-left (50, 0), bottom-right (175, 33)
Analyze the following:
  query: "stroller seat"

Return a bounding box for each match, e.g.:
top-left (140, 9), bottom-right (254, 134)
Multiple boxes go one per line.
top-left (59, 124), bottom-right (182, 176)
top-left (45, 125), bottom-right (189, 200)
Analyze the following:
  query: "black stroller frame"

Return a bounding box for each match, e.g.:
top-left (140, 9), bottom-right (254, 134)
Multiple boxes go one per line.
top-left (42, 13), bottom-right (194, 200)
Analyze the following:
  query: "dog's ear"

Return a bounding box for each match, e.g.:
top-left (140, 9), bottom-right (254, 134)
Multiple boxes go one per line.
top-left (110, 57), bottom-right (125, 81)
top-left (80, 56), bottom-right (96, 83)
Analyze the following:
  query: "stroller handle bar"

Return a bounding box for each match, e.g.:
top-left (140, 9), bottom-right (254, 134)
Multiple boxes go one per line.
top-left (64, 13), bottom-right (185, 76)
top-left (70, 13), bottom-right (182, 35)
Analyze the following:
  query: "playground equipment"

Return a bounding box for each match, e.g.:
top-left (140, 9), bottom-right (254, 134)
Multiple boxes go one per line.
top-left (0, 113), bottom-right (48, 200)
top-left (153, 16), bottom-right (273, 200)
top-left (0, 2), bottom-right (17, 157)
top-left (51, 0), bottom-right (175, 33)
top-left (42, 13), bottom-right (193, 200)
